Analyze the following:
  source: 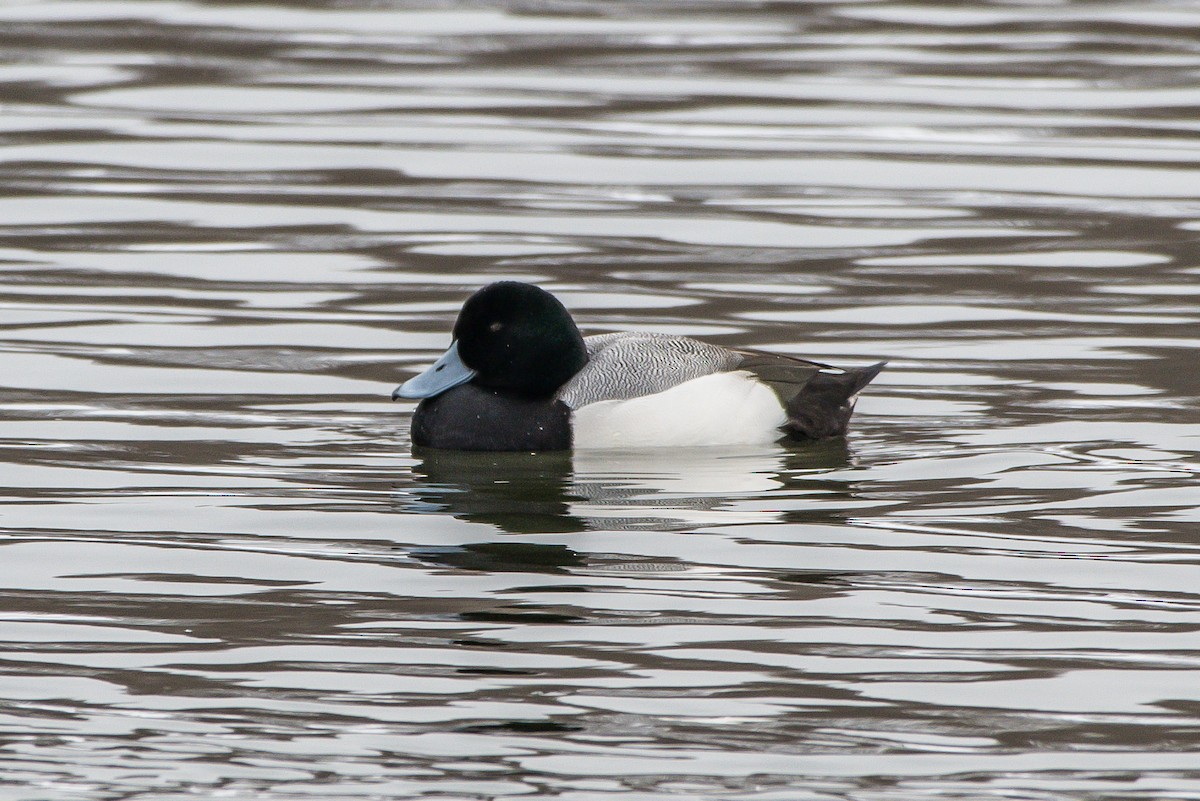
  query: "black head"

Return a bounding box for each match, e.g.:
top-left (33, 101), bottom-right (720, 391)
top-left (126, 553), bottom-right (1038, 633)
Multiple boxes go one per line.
top-left (453, 282), bottom-right (587, 398)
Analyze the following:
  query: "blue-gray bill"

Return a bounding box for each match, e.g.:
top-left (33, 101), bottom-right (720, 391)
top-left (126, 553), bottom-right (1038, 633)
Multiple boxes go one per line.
top-left (392, 341), bottom-right (477, 400)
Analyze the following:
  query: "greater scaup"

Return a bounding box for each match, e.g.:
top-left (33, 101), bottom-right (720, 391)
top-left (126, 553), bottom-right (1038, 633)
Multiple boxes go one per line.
top-left (393, 282), bottom-right (884, 451)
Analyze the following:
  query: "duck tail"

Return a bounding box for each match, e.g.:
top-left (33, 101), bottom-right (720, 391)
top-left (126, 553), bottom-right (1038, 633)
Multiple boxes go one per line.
top-left (786, 361), bottom-right (886, 440)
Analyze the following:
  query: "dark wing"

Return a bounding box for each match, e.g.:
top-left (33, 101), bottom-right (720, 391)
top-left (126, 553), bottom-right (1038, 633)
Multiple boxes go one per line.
top-left (735, 349), bottom-right (886, 439)
top-left (731, 349), bottom-right (825, 403)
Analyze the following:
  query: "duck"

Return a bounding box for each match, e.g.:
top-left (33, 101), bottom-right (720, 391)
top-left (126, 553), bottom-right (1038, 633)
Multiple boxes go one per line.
top-left (392, 281), bottom-right (884, 451)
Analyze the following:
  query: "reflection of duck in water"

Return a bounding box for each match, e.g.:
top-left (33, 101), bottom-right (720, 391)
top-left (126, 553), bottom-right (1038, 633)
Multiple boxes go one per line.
top-left (393, 282), bottom-right (884, 452)
top-left (408, 439), bottom-right (857, 534)
top-left (408, 449), bottom-right (583, 534)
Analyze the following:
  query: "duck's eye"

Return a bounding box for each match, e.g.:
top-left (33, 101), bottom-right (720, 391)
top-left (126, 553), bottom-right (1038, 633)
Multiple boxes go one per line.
top-left (489, 322), bottom-right (503, 332)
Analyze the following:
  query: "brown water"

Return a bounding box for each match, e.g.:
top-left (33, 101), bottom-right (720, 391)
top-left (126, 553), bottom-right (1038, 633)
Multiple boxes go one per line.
top-left (1, 1), bottom-right (1199, 798)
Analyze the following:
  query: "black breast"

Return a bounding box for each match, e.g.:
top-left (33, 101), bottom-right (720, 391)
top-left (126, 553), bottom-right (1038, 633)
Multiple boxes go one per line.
top-left (411, 383), bottom-right (572, 451)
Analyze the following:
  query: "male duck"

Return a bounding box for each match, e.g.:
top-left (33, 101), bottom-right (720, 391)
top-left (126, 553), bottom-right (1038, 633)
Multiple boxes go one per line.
top-left (393, 282), bottom-right (884, 451)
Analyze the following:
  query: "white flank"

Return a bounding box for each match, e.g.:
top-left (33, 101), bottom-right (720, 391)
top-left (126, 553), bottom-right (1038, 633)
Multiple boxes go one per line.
top-left (571, 371), bottom-right (787, 449)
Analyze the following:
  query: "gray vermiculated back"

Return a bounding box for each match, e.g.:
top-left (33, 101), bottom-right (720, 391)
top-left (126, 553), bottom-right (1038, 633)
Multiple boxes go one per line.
top-left (556, 332), bottom-right (742, 408)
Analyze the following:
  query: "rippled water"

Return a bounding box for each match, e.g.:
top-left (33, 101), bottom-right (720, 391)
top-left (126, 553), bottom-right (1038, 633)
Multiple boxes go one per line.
top-left (1, 1), bottom-right (1199, 798)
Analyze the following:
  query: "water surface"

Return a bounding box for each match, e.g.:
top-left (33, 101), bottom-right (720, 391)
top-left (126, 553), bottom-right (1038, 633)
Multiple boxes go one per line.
top-left (0, 1), bottom-right (1198, 799)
